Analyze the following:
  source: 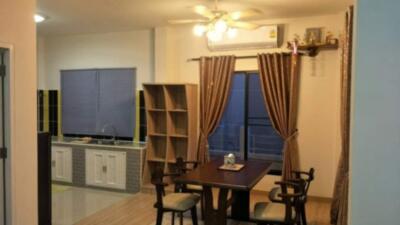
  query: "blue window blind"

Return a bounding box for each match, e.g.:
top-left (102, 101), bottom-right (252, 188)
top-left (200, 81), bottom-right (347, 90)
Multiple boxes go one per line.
top-left (61, 69), bottom-right (98, 135)
top-left (97, 69), bottom-right (135, 137)
top-left (61, 68), bottom-right (136, 138)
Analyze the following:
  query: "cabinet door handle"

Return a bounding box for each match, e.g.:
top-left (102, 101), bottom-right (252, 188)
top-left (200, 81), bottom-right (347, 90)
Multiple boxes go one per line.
top-left (102, 165), bottom-right (107, 173)
top-left (52, 160), bottom-right (56, 167)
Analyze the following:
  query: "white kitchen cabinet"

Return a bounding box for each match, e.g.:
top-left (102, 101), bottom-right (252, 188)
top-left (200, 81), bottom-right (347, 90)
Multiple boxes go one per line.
top-left (85, 149), bottom-right (126, 190)
top-left (52, 146), bottom-right (73, 183)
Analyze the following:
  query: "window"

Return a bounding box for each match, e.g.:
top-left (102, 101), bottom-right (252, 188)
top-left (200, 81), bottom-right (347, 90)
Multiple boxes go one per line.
top-left (61, 68), bottom-right (136, 139)
top-left (208, 72), bottom-right (283, 161)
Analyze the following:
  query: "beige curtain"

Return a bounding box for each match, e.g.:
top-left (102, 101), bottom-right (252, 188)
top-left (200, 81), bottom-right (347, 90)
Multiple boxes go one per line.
top-left (257, 53), bottom-right (301, 179)
top-left (331, 6), bottom-right (354, 225)
top-left (197, 56), bottom-right (236, 164)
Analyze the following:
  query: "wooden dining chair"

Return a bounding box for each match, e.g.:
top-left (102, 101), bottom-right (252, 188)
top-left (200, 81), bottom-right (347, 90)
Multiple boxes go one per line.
top-left (151, 168), bottom-right (200, 225)
top-left (252, 180), bottom-right (305, 225)
top-left (175, 157), bottom-right (205, 219)
top-left (269, 168), bottom-right (315, 225)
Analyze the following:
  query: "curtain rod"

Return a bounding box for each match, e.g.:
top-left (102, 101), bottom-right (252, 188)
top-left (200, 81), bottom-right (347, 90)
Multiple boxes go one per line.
top-left (186, 52), bottom-right (304, 62)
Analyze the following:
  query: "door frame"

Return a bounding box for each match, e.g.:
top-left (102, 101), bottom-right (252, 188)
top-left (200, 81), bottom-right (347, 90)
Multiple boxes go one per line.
top-left (0, 42), bottom-right (15, 225)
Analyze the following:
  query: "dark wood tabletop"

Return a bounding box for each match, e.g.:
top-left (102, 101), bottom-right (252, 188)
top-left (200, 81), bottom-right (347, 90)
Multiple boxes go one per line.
top-left (175, 158), bottom-right (272, 191)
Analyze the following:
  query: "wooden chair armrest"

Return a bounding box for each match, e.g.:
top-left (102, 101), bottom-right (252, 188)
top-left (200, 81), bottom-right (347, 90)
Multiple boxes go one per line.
top-left (151, 181), bottom-right (169, 186)
top-left (291, 169), bottom-right (314, 180)
top-left (184, 160), bottom-right (199, 164)
top-left (163, 173), bottom-right (181, 177)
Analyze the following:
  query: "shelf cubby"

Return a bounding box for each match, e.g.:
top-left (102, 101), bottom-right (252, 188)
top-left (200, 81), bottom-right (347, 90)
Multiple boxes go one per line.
top-left (168, 112), bottom-right (188, 136)
top-left (143, 85), bottom-right (166, 110)
top-left (147, 111), bottom-right (167, 135)
top-left (165, 85), bottom-right (187, 110)
top-left (147, 135), bottom-right (167, 160)
top-left (167, 137), bottom-right (188, 162)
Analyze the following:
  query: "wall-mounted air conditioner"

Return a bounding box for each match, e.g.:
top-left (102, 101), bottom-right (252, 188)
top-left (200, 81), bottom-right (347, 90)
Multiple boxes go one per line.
top-left (208, 25), bottom-right (283, 51)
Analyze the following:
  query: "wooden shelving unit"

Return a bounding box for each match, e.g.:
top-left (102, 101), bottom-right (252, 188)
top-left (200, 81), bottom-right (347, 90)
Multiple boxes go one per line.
top-left (142, 84), bottom-right (198, 186)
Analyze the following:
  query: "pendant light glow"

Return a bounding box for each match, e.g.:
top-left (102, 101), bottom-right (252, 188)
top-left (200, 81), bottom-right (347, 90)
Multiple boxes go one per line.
top-left (34, 14), bottom-right (46, 23)
top-left (193, 24), bottom-right (207, 37)
top-left (193, 17), bottom-right (240, 41)
top-left (214, 19), bottom-right (228, 33)
top-left (227, 28), bottom-right (238, 39)
top-left (207, 30), bottom-right (223, 42)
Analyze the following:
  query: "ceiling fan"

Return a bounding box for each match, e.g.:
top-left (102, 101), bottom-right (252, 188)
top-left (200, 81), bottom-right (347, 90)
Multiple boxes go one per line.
top-left (168, 0), bottom-right (263, 41)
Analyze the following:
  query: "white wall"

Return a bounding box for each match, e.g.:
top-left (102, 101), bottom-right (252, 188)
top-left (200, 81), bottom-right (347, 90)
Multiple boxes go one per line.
top-left (0, 0), bottom-right (37, 224)
top-left (155, 14), bottom-right (344, 198)
top-left (351, 0), bottom-right (400, 224)
top-left (37, 37), bottom-right (46, 89)
top-left (39, 30), bottom-right (155, 90)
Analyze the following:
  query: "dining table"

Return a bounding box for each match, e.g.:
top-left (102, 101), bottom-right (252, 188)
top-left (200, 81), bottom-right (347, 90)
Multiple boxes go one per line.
top-left (175, 158), bottom-right (272, 225)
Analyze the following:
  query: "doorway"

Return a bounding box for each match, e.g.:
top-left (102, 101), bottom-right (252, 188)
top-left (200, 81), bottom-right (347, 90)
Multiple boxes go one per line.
top-left (0, 47), bottom-right (10, 225)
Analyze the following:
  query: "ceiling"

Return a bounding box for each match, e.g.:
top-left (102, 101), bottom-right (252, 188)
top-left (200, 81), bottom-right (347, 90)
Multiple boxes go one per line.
top-left (37, 0), bottom-right (353, 36)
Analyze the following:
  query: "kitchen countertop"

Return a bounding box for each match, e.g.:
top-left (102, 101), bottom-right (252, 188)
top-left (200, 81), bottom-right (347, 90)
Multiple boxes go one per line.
top-left (52, 136), bottom-right (146, 150)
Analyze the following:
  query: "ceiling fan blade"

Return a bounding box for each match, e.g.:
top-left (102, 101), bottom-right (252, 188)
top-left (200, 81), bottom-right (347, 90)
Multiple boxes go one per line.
top-left (193, 5), bottom-right (215, 19)
top-left (168, 19), bottom-right (208, 24)
top-left (229, 21), bottom-right (260, 30)
top-left (229, 9), bottom-right (263, 20)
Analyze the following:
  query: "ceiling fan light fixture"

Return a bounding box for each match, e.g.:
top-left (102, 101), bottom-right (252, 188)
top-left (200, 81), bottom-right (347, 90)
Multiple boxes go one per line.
top-left (231, 12), bottom-right (241, 20)
top-left (215, 19), bottom-right (228, 33)
top-left (193, 24), bottom-right (207, 36)
top-left (227, 28), bottom-right (238, 39)
top-left (207, 30), bottom-right (222, 42)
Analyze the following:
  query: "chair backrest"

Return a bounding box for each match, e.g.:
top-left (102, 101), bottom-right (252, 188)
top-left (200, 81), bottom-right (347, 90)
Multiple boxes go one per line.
top-left (292, 168), bottom-right (315, 198)
top-left (278, 180), bottom-right (306, 224)
top-left (175, 157), bottom-right (186, 174)
top-left (151, 168), bottom-right (166, 208)
top-left (176, 157), bottom-right (199, 173)
top-left (304, 168), bottom-right (315, 195)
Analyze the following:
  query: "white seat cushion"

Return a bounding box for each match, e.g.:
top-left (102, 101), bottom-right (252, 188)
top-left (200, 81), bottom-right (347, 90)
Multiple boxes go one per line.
top-left (252, 202), bottom-right (295, 222)
top-left (187, 184), bottom-right (203, 191)
top-left (163, 193), bottom-right (200, 211)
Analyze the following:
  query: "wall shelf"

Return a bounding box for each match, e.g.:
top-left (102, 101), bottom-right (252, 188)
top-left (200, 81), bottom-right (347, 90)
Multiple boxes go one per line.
top-left (287, 39), bottom-right (339, 57)
top-left (147, 158), bottom-right (166, 163)
top-left (169, 134), bottom-right (188, 138)
top-left (148, 108), bottom-right (166, 112)
top-left (168, 109), bottom-right (188, 113)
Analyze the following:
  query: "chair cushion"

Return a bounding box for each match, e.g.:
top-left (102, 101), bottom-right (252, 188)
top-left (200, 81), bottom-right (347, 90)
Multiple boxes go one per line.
top-left (187, 184), bottom-right (203, 191)
top-left (269, 186), bottom-right (281, 200)
top-left (252, 202), bottom-right (295, 222)
top-left (163, 193), bottom-right (200, 211)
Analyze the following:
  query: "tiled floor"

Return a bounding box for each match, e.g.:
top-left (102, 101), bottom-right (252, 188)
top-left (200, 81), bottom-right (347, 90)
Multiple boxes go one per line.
top-left (52, 185), bottom-right (132, 225)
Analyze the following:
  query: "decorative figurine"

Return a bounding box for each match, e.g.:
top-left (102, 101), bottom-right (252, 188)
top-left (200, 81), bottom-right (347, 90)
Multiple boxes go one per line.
top-left (293, 33), bottom-right (301, 43)
top-left (224, 153), bottom-right (236, 166)
top-left (326, 31), bottom-right (336, 45)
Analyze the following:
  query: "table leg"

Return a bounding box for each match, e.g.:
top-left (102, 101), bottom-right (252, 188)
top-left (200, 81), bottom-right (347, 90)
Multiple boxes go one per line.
top-left (203, 186), bottom-right (229, 225)
top-left (231, 190), bottom-right (250, 221)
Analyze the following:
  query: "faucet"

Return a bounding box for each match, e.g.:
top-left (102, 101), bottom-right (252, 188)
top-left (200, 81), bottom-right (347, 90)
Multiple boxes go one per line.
top-left (100, 124), bottom-right (118, 144)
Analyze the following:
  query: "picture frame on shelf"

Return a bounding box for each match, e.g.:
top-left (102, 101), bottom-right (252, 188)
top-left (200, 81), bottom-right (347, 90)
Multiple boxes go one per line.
top-left (305, 27), bottom-right (323, 45)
